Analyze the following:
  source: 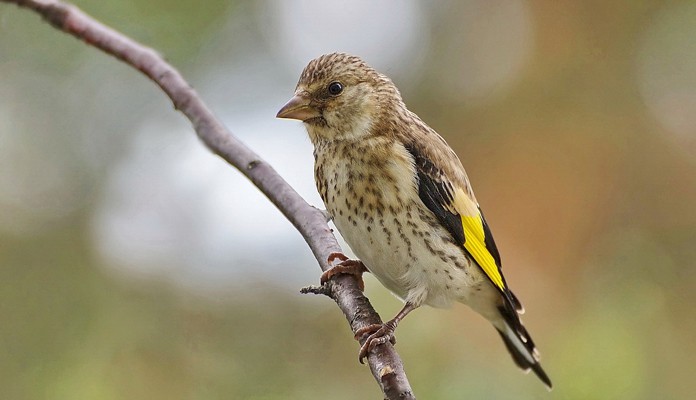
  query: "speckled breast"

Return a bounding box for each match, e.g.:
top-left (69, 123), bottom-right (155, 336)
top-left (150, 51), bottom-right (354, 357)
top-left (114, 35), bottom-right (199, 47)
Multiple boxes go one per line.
top-left (313, 138), bottom-right (482, 308)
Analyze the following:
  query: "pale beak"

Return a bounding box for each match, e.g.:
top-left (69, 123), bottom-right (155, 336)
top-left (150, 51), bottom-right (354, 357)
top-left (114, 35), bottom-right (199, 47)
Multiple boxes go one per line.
top-left (276, 94), bottom-right (321, 121)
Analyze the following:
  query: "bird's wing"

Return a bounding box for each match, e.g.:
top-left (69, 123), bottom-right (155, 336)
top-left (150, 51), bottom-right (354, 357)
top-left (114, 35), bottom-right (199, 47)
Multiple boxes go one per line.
top-left (404, 140), bottom-right (507, 292)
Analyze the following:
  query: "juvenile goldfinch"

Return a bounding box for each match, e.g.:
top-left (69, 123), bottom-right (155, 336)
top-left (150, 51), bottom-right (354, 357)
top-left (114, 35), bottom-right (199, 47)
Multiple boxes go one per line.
top-left (277, 53), bottom-right (551, 389)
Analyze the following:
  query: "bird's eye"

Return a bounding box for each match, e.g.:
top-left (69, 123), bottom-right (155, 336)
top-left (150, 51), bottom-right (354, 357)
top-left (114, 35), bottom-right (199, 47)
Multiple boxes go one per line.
top-left (327, 81), bottom-right (343, 96)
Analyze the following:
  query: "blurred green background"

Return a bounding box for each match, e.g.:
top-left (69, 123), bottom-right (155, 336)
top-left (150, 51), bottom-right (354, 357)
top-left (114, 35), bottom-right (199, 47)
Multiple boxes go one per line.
top-left (1, 0), bottom-right (695, 399)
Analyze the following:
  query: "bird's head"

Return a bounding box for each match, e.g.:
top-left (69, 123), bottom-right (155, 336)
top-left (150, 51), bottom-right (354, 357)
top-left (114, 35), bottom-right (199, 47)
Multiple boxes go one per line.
top-left (277, 53), bottom-right (403, 142)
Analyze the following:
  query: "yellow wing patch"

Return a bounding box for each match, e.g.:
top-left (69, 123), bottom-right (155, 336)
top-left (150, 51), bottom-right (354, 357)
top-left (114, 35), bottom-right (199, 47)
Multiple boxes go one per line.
top-left (453, 188), bottom-right (505, 290)
top-left (461, 215), bottom-right (505, 290)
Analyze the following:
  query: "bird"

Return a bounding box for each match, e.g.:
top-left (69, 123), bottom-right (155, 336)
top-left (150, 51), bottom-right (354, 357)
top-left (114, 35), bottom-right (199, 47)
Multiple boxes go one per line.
top-left (276, 52), bottom-right (552, 389)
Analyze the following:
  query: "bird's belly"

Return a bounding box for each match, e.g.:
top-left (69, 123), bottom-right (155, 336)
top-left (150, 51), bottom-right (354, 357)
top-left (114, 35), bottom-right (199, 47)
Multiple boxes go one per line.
top-left (316, 140), bottom-right (489, 309)
top-left (333, 205), bottom-right (487, 309)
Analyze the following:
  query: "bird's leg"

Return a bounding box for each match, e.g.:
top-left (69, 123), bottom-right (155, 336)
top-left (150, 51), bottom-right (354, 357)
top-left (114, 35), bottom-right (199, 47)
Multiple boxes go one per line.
top-left (355, 302), bottom-right (418, 364)
top-left (321, 252), bottom-right (368, 291)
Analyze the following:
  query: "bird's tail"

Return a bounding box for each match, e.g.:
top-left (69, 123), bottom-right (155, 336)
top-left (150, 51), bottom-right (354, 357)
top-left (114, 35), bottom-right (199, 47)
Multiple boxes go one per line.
top-left (494, 291), bottom-right (552, 390)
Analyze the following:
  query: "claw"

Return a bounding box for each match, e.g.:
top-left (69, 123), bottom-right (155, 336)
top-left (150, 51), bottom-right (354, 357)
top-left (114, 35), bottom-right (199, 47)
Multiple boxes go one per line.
top-left (321, 252), bottom-right (368, 291)
top-left (353, 302), bottom-right (418, 364)
top-left (356, 323), bottom-right (397, 364)
top-left (327, 252), bottom-right (349, 266)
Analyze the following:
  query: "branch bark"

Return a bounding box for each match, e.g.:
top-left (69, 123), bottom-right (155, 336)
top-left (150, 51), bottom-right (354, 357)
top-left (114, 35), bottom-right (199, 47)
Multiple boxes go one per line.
top-left (2, 0), bottom-right (415, 398)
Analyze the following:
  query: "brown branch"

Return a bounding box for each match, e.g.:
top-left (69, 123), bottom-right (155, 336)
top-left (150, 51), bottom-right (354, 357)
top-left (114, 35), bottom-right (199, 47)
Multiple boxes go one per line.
top-left (2, 0), bottom-right (415, 398)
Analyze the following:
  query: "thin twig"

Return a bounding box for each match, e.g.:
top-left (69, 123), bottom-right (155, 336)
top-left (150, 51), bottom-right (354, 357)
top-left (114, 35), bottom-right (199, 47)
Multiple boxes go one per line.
top-left (1, 0), bottom-right (415, 398)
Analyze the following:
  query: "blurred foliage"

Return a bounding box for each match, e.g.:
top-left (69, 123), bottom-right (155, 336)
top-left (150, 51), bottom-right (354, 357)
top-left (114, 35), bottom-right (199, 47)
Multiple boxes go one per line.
top-left (1, 0), bottom-right (696, 399)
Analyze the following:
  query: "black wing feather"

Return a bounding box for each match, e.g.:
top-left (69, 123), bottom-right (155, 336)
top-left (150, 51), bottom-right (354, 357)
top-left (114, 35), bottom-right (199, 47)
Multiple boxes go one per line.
top-left (406, 144), bottom-right (517, 304)
top-left (479, 209), bottom-right (502, 267)
top-left (406, 144), bottom-right (550, 386)
top-left (406, 143), bottom-right (466, 251)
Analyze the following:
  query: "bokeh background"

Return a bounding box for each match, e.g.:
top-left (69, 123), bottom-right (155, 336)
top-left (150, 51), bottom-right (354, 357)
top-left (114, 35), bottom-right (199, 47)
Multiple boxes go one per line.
top-left (2, 0), bottom-right (695, 398)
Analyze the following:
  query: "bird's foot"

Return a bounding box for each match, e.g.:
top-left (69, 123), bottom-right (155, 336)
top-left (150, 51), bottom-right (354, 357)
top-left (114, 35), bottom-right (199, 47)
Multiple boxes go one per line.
top-left (321, 252), bottom-right (368, 291)
top-left (353, 302), bottom-right (417, 364)
top-left (355, 322), bottom-right (398, 364)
